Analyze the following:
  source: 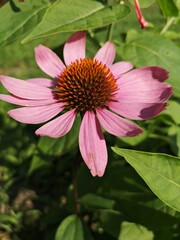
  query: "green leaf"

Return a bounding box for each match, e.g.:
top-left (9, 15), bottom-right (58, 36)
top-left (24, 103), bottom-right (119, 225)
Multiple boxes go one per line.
top-left (28, 155), bottom-right (49, 175)
top-left (175, 0), bottom-right (180, 10)
top-left (80, 193), bottom-right (115, 209)
top-left (99, 210), bottom-right (123, 238)
top-left (22, 0), bottom-right (130, 42)
top-left (112, 148), bottom-right (180, 212)
top-left (121, 32), bottom-right (180, 96)
top-left (166, 100), bottom-right (180, 125)
top-left (168, 125), bottom-right (180, 157)
top-left (0, 0), bottom-right (49, 47)
top-left (157, 0), bottom-right (179, 17)
top-left (98, 197), bottom-right (175, 238)
top-left (146, 198), bottom-right (177, 217)
top-left (128, 0), bottom-right (155, 8)
top-left (55, 215), bottom-right (84, 240)
top-left (114, 199), bottom-right (176, 230)
top-left (0, 214), bottom-right (19, 225)
top-left (118, 221), bottom-right (154, 240)
top-left (100, 162), bottom-right (154, 202)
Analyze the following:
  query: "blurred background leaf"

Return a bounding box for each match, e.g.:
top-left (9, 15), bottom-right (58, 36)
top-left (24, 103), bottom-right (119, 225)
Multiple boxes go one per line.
top-left (0, 0), bottom-right (50, 47)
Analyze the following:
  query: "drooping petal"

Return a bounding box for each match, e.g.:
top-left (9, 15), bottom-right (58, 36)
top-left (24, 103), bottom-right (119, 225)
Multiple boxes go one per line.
top-left (35, 45), bottom-right (65, 78)
top-left (8, 103), bottom-right (64, 124)
top-left (114, 84), bottom-right (172, 103)
top-left (0, 94), bottom-right (58, 106)
top-left (79, 111), bottom-right (107, 177)
top-left (0, 76), bottom-right (54, 100)
top-left (117, 66), bottom-right (169, 87)
top-left (94, 42), bottom-right (115, 67)
top-left (110, 61), bottom-right (133, 79)
top-left (96, 108), bottom-right (143, 137)
top-left (63, 31), bottom-right (86, 66)
top-left (35, 109), bottom-right (76, 138)
top-left (108, 101), bottom-right (168, 120)
top-left (114, 66), bottom-right (172, 103)
top-left (27, 78), bottom-right (55, 88)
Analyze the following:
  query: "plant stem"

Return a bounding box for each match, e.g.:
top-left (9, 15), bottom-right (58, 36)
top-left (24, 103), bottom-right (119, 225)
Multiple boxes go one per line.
top-left (107, 22), bottom-right (115, 41)
top-left (107, 0), bottom-right (119, 41)
top-left (72, 156), bottom-right (80, 215)
top-left (160, 17), bottom-right (175, 34)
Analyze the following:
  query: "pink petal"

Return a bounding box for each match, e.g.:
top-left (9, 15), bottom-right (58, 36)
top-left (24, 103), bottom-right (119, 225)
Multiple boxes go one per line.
top-left (96, 108), bottom-right (143, 137)
top-left (117, 66), bottom-right (169, 88)
top-left (63, 31), bottom-right (86, 66)
top-left (0, 76), bottom-right (54, 100)
top-left (108, 101), bottom-right (168, 120)
top-left (27, 78), bottom-right (55, 88)
top-left (8, 103), bottom-right (64, 124)
top-left (79, 111), bottom-right (107, 177)
top-left (0, 94), bottom-right (58, 106)
top-left (35, 45), bottom-right (65, 78)
top-left (114, 84), bottom-right (172, 103)
top-left (114, 66), bottom-right (172, 103)
top-left (94, 42), bottom-right (115, 67)
top-left (110, 61), bottom-right (133, 79)
top-left (35, 109), bottom-right (76, 138)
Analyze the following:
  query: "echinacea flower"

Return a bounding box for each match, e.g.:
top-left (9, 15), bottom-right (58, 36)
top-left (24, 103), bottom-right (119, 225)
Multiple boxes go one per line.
top-left (0, 31), bottom-right (172, 176)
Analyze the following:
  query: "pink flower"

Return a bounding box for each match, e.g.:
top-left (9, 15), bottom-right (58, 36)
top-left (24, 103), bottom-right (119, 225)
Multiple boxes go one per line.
top-left (134, 0), bottom-right (148, 28)
top-left (0, 32), bottom-right (172, 177)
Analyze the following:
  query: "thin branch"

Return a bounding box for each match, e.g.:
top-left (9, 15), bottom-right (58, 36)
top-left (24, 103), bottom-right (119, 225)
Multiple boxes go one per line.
top-left (160, 17), bottom-right (175, 34)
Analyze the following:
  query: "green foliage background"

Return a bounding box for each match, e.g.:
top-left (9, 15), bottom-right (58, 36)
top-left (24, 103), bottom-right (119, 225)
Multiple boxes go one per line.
top-left (0, 0), bottom-right (180, 239)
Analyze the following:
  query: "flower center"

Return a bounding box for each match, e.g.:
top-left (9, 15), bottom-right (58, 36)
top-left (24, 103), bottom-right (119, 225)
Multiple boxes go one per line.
top-left (55, 58), bottom-right (118, 114)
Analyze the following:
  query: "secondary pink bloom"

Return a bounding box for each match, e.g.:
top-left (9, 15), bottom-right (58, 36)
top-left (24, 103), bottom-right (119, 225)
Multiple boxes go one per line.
top-left (134, 0), bottom-right (148, 28)
top-left (0, 32), bottom-right (172, 176)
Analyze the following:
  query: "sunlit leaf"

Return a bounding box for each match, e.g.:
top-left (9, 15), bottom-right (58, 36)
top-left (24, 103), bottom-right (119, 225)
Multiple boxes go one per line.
top-left (118, 221), bottom-right (154, 240)
top-left (112, 148), bottom-right (180, 212)
top-left (22, 0), bottom-right (130, 42)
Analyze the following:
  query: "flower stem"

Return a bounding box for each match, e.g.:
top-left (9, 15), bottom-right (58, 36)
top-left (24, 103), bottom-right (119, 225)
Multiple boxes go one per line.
top-left (72, 156), bottom-right (80, 215)
top-left (160, 17), bottom-right (175, 34)
top-left (107, 0), bottom-right (119, 41)
top-left (107, 22), bottom-right (115, 41)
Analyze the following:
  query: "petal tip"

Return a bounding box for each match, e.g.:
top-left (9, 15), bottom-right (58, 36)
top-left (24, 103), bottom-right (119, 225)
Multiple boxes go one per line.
top-left (90, 169), bottom-right (104, 177)
top-left (64, 31), bottom-right (86, 66)
top-left (127, 127), bottom-right (144, 137)
top-left (68, 31), bottom-right (86, 42)
top-left (35, 130), bottom-right (42, 136)
top-left (149, 66), bottom-right (169, 82)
